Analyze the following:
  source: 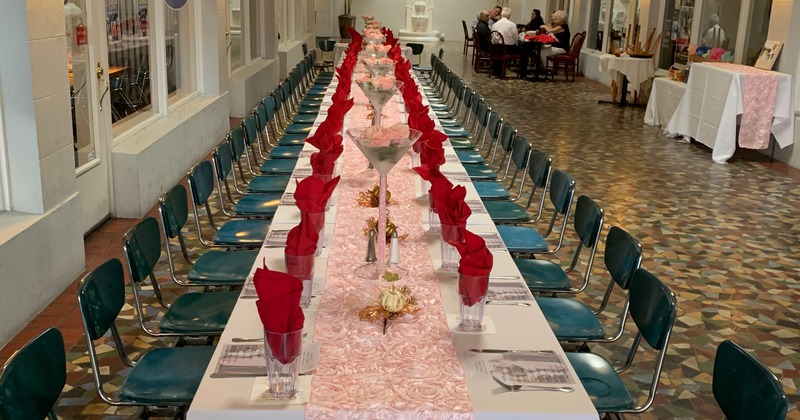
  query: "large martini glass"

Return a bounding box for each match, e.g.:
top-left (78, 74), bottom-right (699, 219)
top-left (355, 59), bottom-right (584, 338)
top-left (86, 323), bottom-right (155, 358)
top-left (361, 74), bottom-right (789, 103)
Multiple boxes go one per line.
top-left (347, 126), bottom-right (422, 280)
top-left (355, 77), bottom-right (402, 127)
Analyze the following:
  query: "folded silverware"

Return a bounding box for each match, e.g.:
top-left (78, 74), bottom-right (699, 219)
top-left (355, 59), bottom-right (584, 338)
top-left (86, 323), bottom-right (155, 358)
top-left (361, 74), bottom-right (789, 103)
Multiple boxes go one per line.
top-left (469, 348), bottom-right (555, 354)
top-left (485, 301), bottom-right (531, 306)
top-left (493, 376), bottom-right (574, 393)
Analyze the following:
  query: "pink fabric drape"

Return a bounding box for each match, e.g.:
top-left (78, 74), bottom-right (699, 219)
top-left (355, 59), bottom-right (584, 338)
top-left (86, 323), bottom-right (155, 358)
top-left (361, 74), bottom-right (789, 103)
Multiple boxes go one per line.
top-left (711, 62), bottom-right (778, 149)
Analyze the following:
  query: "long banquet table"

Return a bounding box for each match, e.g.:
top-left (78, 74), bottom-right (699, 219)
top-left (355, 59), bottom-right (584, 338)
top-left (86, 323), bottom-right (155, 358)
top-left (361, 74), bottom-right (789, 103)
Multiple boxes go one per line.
top-left (187, 58), bottom-right (598, 419)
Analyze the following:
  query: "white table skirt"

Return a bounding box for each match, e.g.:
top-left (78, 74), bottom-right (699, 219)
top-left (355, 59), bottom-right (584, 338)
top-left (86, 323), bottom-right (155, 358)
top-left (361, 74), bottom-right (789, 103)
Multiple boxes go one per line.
top-left (644, 77), bottom-right (687, 128)
top-left (665, 62), bottom-right (795, 163)
top-left (599, 54), bottom-right (656, 94)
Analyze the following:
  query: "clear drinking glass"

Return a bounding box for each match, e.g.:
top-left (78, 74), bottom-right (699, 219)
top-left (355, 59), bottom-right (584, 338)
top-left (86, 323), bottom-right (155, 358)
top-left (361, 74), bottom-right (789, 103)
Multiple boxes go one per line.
top-left (458, 271), bottom-right (490, 331)
top-left (264, 329), bottom-right (303, 398)
top-left (440, 223), bottom-right (465, 271)
top-left (285, 253), bottom-right (314, 307)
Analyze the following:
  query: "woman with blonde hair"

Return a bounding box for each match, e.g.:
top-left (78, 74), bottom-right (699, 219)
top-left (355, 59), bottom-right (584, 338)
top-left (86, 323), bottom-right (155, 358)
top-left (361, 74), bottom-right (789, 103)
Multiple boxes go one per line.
top-left (540, 10), bottom-right (571, 53)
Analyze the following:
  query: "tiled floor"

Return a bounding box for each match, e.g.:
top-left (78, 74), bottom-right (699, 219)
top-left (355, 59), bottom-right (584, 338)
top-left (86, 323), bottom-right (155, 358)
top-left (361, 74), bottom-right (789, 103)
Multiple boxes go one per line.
top-left (1, 42), bottom-right (797, 419)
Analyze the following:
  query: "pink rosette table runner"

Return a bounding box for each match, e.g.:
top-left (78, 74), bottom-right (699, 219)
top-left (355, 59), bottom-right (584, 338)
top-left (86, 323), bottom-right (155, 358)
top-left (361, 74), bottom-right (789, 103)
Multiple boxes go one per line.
top-left (305, 69), bottom-right (474, 419)
top-left (708, 63), bottom-right (777, 150)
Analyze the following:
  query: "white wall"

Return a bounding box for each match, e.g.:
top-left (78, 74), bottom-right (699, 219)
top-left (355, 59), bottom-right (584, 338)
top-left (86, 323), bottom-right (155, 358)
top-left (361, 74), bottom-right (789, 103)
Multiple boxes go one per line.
top-left (0, 0), bottom-right (85, 348)
top-left (770, 0), bottom-right (799, 167)
top-left (328, 0), bottom-right (496, 42)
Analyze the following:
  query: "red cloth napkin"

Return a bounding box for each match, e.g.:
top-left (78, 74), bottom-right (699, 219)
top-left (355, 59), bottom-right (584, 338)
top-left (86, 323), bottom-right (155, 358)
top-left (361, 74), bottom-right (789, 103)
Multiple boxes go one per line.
top-left (306, 122), bottom-right (344, 151)
top-left (419, 133), bottom-right (446, 166)
top-left (311, 143), bottom-right (343, 175)
top-left (347, 27), bottom-right (363, 47)
top-left (285, 213), bottom-right (319, 256)
top-left (455, 230), bottom-right (493, 308)
top-left (253, 262), bottom-right (305, 362)
top-left (455, 230), bottom-right (493, 276)
top-left (382, 28), bottom-right (397, 46)
top-left (408, 108), bottom-right (434, 135)
top-left (294, 174), bottom-right (340, 214)
top-left (433, 184), bottom-right (471, 227)
top-left (527, 34), bottom-right (558, 43)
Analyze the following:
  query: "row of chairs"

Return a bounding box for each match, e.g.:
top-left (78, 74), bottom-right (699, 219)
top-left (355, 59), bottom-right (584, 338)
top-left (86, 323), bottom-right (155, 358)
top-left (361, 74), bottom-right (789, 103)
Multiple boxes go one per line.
top-left (0, 45), bottom-right (337, 418)
top-left (415, 52), bottom-right (787, 418)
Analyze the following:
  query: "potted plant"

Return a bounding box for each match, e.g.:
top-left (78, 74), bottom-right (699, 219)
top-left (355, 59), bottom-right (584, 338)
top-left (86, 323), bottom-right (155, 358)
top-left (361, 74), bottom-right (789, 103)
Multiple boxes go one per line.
top-left (338, 0), bottom-right (356, 39)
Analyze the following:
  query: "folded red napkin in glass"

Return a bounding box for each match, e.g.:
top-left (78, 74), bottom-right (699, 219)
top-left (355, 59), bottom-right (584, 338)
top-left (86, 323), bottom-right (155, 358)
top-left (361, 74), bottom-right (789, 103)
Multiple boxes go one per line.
top-left (455, 229), bottom-right (494, 277)
top-left (382, 28), bottom-right (397, 46)
top-left (253, 262), bottom-right (305, 362)
top-left (285, 213), bottom-right (319, 256)
top-left (294, 174), bottom-right (340, 214)
top-left (433, 184), bottom-right (471, 226)
top-left (419, 133), bottom-right (447, 166)
top-left (311, 144), bottom-right (343, 176)
top-left (408, 108), bottom-right (434, 134)
top-left (306, 124), bottom-right (343, 151)
top-left (347, 27), bottom-right (363, 46)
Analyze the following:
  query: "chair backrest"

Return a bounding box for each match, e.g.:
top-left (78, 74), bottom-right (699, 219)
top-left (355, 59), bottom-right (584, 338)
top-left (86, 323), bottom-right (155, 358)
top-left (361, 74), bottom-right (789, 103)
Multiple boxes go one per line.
top-left (462, 20), bottom-right (469, 38)
top-left (569, 31), bottom-right (587, 57)
top-left (0, 328), bottom-right (65, 420)
top-left (406, 42), bottom-right (423, 56)
top-left (573, 195), bottom-right (604, 249)
top-left (301, 43), bottom-right (308, 55)
top-left (78, 258), bottom-right (127, 342)
top-left (188, 161), bottom-right (215, 207)
top-left (159, 184), bottom-right (189, 240)
top-left (319, 39), bottom-right (335, 52)
top-left (213, 142), bottom-right (234, 182)
top-left (123, 217), bottom-right (162, 284)
top-left (521, 149), bottom-right (552, 221)
top-left (549, 170), bottom-right (575, 216)
top-left (490, 30), bottom-right (505, 45)
top-left (629, 268), bottom-right (677, 352)
top-left (713, 341), bottom-right (788, 420)
top-left (604, 226), bottom-right (643, 289)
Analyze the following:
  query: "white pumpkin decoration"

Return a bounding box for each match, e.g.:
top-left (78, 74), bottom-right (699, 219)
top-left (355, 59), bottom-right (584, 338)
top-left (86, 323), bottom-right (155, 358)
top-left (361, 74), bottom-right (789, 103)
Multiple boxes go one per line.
top-left (379, 289), bottom-right (406, 313)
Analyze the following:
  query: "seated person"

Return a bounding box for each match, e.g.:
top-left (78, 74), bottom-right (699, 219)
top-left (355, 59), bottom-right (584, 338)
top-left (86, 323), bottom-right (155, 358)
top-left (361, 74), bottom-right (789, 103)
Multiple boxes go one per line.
top-left (491, 7), bottom-right (519, 46)
top-left (475, 10), bottom-right (491, 52)
top-left (540, 10), bottom-right (571, 53)
top-left (488, 6), bottom-right (502, 29)
top-left (526, 9), bottom-right (544, 32)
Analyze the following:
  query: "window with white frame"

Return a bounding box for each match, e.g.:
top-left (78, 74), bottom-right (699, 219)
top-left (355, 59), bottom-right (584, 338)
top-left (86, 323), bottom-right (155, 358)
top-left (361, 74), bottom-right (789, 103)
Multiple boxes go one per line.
top-left (229, 0), bottom-right (244, 71)
top-left (165, 2), bottom-right (195, 98)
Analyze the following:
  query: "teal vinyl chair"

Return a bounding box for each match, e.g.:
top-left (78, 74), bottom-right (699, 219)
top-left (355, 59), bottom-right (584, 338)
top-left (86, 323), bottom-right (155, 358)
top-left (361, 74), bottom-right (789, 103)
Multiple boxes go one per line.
top-left (566, 268), bottom-right (677, 416)
top-left (316, 39), bottom-right (336, 73)
top-left (187, 160), bottom-right (270, 248)
top-left (713, 340), bottom-right (788, 420)
top-left (158, 184), bottom-right (257, 287)
top-left (514, 195), bottom-right (604, 294)
top-left (465, 111), bottom-right (503, 181)
top-left (211, 144), bottom-right (281, 218)
top-left (227, 128), bottom-right (290, 193)
top-left (474, 135), bottom-right (531, 201)
top-left (495, 162), bottom-right (570, 254)
top-left (0, 328), bottom-right (65, 420)
top-left (78, 259), bottom-right (214, 413)
top-left (124, 217), bottom-right (238, 338)
top-left (536, 226), bottom-right (643, 343)
top-left (261, 96), bottom-right (308, 147)
top-left (244, 114), bottom-right (300, 160)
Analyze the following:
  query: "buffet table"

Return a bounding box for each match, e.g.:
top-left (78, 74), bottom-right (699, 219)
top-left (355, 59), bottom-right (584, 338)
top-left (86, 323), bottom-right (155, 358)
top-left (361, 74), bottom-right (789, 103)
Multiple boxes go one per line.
top-left (187, 55), bottom-right (597, 419)
top-left (666, 62), bottom-right (795, 163)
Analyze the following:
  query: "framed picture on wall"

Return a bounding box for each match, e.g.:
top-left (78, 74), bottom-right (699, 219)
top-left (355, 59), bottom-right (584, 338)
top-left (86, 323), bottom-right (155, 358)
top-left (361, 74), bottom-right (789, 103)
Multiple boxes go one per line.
top-left (754, 41), bottom-right (782, 70)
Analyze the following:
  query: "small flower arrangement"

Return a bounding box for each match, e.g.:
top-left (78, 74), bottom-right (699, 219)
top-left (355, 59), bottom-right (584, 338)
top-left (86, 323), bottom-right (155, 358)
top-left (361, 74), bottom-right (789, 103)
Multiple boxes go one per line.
top-left (361, 15), bottom-right (375, 23)
top-left (362, 57), bottom-right (395, 66)
top-left (359, 123), bottom-right (410, 146)
top-left (356, 74), bottom-right (397, 92)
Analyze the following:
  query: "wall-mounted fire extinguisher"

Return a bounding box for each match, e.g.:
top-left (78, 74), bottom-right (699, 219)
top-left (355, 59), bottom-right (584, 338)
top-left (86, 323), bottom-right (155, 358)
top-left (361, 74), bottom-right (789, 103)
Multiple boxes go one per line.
top-left (76, 23), bottom-right (88, 46)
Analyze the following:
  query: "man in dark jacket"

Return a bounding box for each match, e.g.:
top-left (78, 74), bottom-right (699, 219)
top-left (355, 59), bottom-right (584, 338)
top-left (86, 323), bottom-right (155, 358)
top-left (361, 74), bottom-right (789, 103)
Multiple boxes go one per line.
top-left (475, 10), bottom-right (491, 51)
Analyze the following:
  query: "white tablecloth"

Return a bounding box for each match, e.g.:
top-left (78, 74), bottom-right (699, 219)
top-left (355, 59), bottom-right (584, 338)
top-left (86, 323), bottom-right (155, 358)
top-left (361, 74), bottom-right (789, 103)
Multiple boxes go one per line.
top-left (665, 62), bottom-right (795, 163)
top-left (644, 77), bottom-right (687, 128)
top-left (187, 64), bottom-right (597, 420)
top-left (599, 54), bottom-right (656, 94)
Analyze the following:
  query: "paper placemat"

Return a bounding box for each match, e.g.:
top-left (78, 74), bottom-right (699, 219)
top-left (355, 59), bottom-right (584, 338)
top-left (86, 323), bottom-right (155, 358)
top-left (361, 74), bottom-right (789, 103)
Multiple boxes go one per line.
top-left (477, 232), bottom-right (506, 250)
top-left (486, 281), bottom-right (534, 301)
top-left (442, 172), bottom-right (472, 183)
top-left (466, 200), bottom-right (488, 214)
top-left (291, 168), bottom-right (313, 179)
top-left (463, 351), bottom-right (575, 385)
top-left (446, 314), bottom-right (496, 335)
top-left (249, 376), bottom-right (312, 405)
top-left (216, 342), bottom-right (320, 376)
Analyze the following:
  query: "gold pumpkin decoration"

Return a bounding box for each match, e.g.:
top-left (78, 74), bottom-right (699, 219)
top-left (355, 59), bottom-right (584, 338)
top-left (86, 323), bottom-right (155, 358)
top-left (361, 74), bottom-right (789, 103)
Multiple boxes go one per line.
top-left (357, 184), bottom-right (391, 207)
top-left (359, 285), bottom-right (420, 324)
top-left (379, 289), bottom-right (406, 312)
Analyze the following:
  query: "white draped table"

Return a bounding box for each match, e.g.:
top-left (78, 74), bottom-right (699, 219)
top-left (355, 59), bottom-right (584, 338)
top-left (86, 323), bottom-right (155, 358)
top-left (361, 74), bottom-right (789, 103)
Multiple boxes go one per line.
top-left (187, 61), bottom-right (597, 420)
top-left (644, 77), bottom-right (686, 129)
top-left (666, 62), bottom-right (795, 163)
top-left (599, 54), bottom-right (656, 107)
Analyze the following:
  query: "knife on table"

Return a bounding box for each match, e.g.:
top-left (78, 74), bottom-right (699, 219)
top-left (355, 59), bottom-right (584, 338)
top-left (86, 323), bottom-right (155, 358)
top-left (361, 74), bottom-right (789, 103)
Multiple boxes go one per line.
top-left (469, 349), bottom-right (556, 354)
